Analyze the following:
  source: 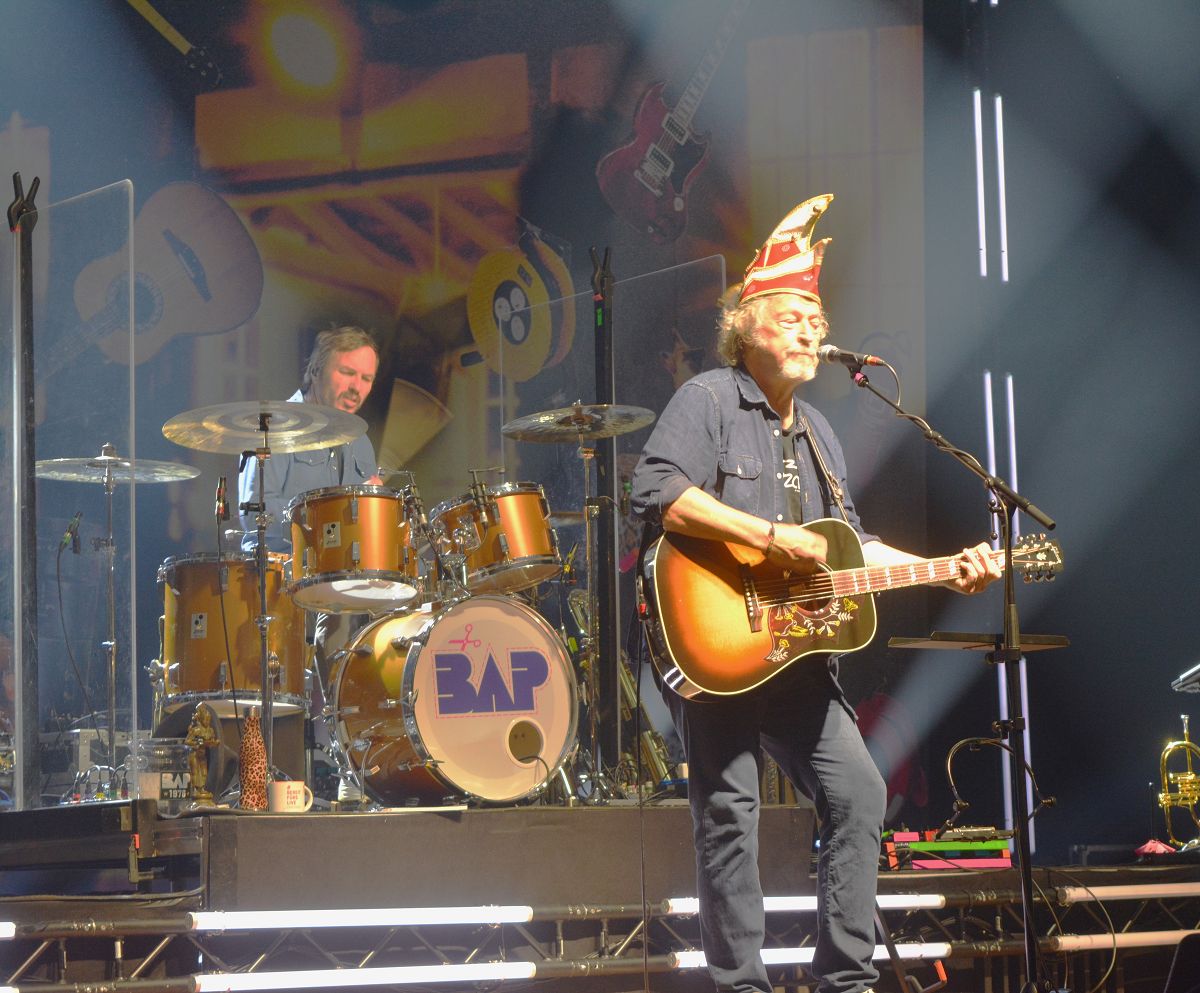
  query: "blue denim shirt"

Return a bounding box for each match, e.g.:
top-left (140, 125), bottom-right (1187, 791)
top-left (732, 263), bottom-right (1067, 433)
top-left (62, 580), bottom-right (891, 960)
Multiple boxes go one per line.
top-left (238, 390), bottom-right (378, 552)
top-left (631, 365), bottom-right (876, 542)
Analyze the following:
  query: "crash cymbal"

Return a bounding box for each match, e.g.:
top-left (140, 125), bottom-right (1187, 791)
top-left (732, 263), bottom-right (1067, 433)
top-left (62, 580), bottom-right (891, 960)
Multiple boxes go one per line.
top-left (163, 400), bottom-right (367, 455)
top-left (501, 402), bottom-right (655, 442)
top-left (36, 450), bottom-right (200, 484)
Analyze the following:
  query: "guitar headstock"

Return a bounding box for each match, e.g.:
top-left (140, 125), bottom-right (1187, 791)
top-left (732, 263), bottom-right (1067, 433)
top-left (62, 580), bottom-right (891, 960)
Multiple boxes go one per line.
top-left (1013, 534), bottom-right (1064, 583)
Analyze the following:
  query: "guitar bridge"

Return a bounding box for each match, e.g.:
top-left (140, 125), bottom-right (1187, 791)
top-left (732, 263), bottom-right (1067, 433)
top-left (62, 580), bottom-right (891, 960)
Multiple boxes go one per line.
top-left (741, 566), bottom-right (763, 633)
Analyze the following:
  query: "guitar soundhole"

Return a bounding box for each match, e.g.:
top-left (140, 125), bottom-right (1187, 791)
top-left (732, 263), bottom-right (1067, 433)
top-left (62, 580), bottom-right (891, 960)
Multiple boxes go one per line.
top-left (786, 569), bottom-right (834, 615)
top-left (106, 273), bottom-right (164, 334)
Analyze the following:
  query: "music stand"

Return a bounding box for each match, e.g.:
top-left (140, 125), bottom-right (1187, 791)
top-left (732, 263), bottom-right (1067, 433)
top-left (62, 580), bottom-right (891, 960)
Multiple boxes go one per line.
top-left (891, 629), bottom-right (1068, 992)
top-left (889, 631), bottom-right (1069, 653)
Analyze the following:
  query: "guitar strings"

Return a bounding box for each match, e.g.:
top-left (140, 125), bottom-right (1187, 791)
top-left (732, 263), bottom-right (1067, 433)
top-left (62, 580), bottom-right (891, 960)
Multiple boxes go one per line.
top-left (746, 557), bottom-right (963, 606)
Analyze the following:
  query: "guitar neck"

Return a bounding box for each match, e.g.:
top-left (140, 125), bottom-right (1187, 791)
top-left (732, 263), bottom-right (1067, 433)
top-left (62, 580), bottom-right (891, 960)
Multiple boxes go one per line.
top-left (829, 549), bottom-right (1002, 598)
top-left (825, 546), bottom-right (1003, 592)
top-left (672, 0), bottom-right (753, 128)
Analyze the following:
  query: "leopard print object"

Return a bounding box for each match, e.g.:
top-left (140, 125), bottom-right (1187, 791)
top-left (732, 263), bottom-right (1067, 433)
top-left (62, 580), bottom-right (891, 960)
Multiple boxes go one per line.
top-left (239, 710), bottom-right (268, 810)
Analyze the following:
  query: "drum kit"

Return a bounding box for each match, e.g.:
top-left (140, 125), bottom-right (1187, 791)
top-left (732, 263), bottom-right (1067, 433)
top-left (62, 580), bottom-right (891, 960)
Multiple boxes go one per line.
top-left (35, 398), bottom-right (661, 809)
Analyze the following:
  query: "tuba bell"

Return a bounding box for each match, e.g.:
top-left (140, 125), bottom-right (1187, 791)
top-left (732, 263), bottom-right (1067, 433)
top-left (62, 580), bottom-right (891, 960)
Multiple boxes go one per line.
top-left (1158, 714), bottom-right (1200, 848)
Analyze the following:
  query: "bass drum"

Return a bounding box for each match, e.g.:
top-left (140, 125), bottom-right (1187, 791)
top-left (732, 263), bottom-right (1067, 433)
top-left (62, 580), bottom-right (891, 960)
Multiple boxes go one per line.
top-left (331, 596), bottom-right (577, 805)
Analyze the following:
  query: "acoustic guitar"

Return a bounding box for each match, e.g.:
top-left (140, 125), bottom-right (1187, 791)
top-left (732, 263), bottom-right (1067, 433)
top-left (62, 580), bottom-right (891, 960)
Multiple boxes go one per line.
top-left (641, 518), bottom-right (1063, 699)
top-left (49, 181), bottom-right (263, 377)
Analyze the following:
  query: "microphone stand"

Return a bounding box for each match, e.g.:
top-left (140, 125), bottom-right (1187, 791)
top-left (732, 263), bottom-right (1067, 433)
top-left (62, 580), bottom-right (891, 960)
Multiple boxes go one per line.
top-left (834, 358), bottom-right (1057, 993)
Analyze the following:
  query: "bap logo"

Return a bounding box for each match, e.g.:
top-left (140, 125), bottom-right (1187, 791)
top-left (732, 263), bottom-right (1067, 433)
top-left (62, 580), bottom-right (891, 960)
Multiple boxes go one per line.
top-left (434, 624), bottom-right (550, 716)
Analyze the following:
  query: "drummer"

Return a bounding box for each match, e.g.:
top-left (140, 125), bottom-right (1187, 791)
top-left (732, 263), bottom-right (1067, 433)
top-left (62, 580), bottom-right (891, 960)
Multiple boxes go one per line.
top-left (237, 325), bottom-right (383, 797)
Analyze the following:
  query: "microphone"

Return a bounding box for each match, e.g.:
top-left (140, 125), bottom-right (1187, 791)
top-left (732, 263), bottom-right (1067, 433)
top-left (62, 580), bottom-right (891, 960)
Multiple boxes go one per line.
top-left (60, 511), bottom-right (83, 551)
top-left (215, 476), bottom-right (230, 521)
top-left (817, 344), bottom-right (886, 368)
top-left (619, 478), bottom-right (632, 517)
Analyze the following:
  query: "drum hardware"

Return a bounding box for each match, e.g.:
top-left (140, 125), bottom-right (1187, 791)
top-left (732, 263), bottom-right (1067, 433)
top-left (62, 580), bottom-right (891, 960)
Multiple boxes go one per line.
top-left (36, 445), bottom-right (202, 783)
top-left (1158, 714), bottom-right (1200, 848)
top-left (429, 477), bottom-right (562, 596)
top-left (501, 401), bottom-right (656, 798)
top-left (615, 652), bottom-right (673, 793)
top-left (163, 399), bottom-right (367, 778)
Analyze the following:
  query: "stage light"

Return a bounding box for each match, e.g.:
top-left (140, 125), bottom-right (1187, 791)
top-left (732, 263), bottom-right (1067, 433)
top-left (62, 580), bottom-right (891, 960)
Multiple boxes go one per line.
top-left (0, 921), bottom-right (13, 939)
top-left (194, 962), bottom-right (536, 991)
top-left (673, 941), bottom-right (952, 969)
top-left (994, 94), bottom-right (1010, 282)
top-left (246, 2), bottom-right (360, 104)
top-left (973, 88), bottom-right (988, 278)
top-left (269, 13), bottom-right (340, 90)
top-left (662, 894), bottom-right (946, 915)
top-left (190, 906), bottom-right (534, 932)
top-left (1056, 883), bottom-right (1200, 904)
top-left (1047, 930), bottom-right (1199, 952)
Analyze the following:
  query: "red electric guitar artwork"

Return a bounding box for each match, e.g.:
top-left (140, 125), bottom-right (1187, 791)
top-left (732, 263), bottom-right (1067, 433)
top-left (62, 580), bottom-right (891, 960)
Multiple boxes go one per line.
top-left (596, 0), bottom-right (752, 244)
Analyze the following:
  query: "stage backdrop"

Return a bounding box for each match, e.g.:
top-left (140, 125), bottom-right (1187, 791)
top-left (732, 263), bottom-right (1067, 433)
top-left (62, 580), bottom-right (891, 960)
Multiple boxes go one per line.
top-left (7, 0), bottom-right (959, 831)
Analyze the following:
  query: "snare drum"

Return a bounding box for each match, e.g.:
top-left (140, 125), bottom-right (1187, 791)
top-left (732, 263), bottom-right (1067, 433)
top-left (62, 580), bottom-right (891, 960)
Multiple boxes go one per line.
top-left (430, 482), bottom-right (560, 594)
top-left (157, 553), bottom-right (306, 718)
top-left (330, 595), bottom-right (578, 805)
top-left (285, 484), bottom-right (420, 613)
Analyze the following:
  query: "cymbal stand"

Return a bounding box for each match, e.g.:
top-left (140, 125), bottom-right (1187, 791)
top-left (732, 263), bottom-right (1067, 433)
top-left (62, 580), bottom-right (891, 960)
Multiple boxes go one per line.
top-left (574, 436), bottom-right (615, 801)
top-left (95, 443), bottom-right (120, 782)
top-left (237, 413), bottom-right (279, 770)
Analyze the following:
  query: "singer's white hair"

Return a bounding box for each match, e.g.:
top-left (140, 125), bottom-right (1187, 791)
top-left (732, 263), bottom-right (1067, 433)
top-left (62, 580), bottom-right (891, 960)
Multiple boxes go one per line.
top-left (715, 287), bottom-right (829, 368)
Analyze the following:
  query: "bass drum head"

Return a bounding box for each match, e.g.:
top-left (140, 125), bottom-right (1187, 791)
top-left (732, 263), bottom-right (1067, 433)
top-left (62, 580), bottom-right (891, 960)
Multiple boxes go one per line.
top-left (333, 596), bottom-right (577, 805)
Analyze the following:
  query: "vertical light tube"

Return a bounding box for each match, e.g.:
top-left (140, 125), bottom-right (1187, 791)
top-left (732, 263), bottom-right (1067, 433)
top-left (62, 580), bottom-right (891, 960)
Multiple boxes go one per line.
top-left (1004, 374), bottom-right (1020, 539)
top-left (994, 94), bottom-right (1009, 282)
top-left (984, 371), bottom-right (1015, 834)
top-left (973, 89), bottom-right (988, 278)
top-left (1005, 373), bottom-right (1035, 852)
top-left (983, 371), bottom-right (997, 547)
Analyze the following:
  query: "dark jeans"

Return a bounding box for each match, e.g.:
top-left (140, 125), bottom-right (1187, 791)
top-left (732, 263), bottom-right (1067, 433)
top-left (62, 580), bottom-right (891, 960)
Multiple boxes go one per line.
top-left (664, 663), bottom-right (886, 993)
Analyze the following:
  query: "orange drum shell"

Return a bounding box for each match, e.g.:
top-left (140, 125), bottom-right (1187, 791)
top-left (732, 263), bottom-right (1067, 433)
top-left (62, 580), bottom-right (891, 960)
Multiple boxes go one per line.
top-left (287, 486), bottom-right (418, 582)
top-left (159, 554), bottom-right (305, 699)
top-left (432, 484), bottom-right (559, 594)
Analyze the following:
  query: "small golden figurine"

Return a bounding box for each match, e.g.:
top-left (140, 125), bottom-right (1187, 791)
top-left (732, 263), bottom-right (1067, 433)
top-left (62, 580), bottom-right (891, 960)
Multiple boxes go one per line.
top-left (185, 704), bottom-right (219, 805)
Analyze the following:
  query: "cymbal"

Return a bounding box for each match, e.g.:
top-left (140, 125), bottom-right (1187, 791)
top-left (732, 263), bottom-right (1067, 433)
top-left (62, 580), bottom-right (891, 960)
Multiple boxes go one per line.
top-left (501, 402), bottom-right (655, 442)
top-left (36, 452), bottom-right (200, 484)
top-left (163, 400), bottom-right (367, 455)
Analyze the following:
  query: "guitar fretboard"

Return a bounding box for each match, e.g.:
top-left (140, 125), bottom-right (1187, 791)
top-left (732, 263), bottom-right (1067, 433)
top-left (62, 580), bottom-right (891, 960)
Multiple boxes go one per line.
top-left (829, 553), bottom-right (993, 597)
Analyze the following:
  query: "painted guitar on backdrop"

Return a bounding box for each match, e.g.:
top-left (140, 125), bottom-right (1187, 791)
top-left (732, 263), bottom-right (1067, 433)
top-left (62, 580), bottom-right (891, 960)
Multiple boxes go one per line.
top-left (641, 518), bottom-right (1063, 699)
top-left (596, 0), bottom-right (753, 243)
top-left (49, 181), bottom-right (263, 377)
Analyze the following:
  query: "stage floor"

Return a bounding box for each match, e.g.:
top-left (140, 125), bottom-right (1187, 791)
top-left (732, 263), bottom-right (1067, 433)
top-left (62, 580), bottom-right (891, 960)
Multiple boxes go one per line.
top-left (1, 800), bottom-right (1197, 992)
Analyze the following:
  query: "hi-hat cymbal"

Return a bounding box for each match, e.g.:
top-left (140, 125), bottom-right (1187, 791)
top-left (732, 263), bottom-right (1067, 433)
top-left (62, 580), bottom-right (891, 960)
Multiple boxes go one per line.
top-left (163, 400), bottom-right (367, 455)
top-left (36, 451), bottom-right (200, 484)
top-left (501, 402), bottom-right (655, 442)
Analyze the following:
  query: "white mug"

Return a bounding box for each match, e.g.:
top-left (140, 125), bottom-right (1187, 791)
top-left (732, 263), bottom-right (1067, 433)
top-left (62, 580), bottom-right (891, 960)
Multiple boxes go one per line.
top-left (268, 779), bottom-right (314, 813)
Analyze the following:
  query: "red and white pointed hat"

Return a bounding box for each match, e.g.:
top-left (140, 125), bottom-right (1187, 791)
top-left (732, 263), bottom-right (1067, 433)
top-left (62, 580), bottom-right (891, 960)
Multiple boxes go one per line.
top-left (738, 193), bottom-right (834, 305)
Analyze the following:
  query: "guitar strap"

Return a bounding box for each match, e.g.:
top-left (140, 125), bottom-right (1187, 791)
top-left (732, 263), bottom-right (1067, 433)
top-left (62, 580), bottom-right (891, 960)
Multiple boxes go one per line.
top-left (796, 411), bottom-right (850, 525)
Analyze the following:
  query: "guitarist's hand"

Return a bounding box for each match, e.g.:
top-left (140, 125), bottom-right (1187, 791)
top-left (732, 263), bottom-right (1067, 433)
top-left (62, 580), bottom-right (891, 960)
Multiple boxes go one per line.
top-left (765, 522), bottom-right (828, 572)
top-left (947, 541), bottom-right (1002, 594)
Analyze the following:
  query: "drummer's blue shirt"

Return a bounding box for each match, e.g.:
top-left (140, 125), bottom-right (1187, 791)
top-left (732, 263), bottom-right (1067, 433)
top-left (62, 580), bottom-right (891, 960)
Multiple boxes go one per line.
top-left (238, 389), bottom-right (378, 553)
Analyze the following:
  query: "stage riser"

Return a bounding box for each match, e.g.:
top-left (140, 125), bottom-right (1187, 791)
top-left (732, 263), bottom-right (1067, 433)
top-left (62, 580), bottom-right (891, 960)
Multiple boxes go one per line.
top-left (206, 803), bottom-right (815, 909)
